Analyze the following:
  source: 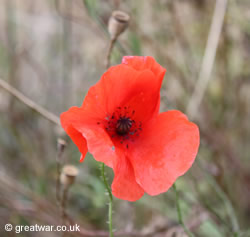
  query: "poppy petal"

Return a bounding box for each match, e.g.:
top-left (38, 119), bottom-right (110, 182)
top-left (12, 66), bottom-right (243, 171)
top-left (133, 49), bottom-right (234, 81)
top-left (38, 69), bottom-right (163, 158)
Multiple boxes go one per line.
top-left (123, 69), bottom-right (162, 122)
top-left (112, 153), bottom-right (144, 201)
top-left (81, 64), bottom-right (141, 117)
top-left (60, 107), bottom-right (116, 167)
top-left (122, 56), bottom-right (166, 81)
top-left (129, 110), bottom-right (200, 196)
top-left (82, 59), bottom-right (165, 123)
top-left (65, 125), bottom-right (88, 162)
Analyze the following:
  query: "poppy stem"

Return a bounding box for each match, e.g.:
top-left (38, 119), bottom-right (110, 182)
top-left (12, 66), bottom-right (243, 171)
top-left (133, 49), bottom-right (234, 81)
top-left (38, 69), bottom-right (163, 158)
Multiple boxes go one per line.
top-left (173, 183), bottom-right (194, 237)
top-left (106, 38), bottom-right (116, 69)
top-left (101, 163), bottom-right (113, 237)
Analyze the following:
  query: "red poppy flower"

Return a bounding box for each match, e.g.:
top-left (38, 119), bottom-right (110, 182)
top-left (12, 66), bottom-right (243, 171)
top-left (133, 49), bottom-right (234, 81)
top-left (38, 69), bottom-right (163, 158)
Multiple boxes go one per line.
top-left (60, 56), bottom-right (200, 201)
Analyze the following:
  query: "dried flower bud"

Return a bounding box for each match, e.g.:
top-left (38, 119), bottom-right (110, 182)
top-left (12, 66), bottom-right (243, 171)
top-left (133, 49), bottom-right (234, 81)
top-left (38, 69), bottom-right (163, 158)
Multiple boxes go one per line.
top-left (60, 165), bottom-right (78, 188)
top-left (57, 138), bottom-right (67, 154)
top-left (108, 10), bottom-right (130, 40)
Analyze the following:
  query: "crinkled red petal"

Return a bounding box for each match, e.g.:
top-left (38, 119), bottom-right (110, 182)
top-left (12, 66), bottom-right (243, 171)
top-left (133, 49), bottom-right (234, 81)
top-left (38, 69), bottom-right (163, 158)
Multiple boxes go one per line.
top-left (129, 110), bottom-right (200, 196)
top-left (111, 152), bottom-right (144, 201)
top-left (122, 56), bottom-right (166, 80)
top-left (65, 125), bottom-right (88, 162)
top-left (60, 107), bottom-right (115, 167)
top-left (82, 63), bottom-right (164, 122)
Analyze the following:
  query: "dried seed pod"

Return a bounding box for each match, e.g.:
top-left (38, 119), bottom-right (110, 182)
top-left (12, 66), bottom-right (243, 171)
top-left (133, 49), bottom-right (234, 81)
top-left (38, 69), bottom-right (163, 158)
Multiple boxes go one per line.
top-left (108, 10), bottom-right (130, 40)
top-left (57, 138), bottom-right (67, 154)
top-left (60, 165), bottom-right (78, 188)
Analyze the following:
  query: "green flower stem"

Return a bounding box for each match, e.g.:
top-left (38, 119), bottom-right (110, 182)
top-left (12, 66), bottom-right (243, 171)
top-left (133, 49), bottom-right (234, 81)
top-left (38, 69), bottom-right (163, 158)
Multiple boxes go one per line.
top-left (101, 163), bottom-right (113, 237)
top-left (197, 160), bottom-right (239, 235)
top-left (173, 183), bottom-right (194, 237)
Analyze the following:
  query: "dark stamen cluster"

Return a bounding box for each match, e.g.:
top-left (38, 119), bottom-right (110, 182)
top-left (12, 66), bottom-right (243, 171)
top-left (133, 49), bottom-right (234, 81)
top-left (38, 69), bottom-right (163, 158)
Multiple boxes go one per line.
top-left (116, 116), bottom-right (133, 135)
top-left (96, 106), bottom-right (142, 148)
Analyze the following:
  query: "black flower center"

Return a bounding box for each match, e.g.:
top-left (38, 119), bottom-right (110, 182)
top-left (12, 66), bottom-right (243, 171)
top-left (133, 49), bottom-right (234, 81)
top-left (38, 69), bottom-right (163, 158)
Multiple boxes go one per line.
top-left (116, 116), bottom-right (132, 135)
top-left (96, 106), bottom-right (142, 148)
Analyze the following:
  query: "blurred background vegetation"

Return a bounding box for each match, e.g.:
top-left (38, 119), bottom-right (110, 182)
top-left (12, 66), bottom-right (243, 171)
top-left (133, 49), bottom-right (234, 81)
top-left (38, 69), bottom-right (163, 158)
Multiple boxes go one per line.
top-left (0, 0), bottom-right (250, 236)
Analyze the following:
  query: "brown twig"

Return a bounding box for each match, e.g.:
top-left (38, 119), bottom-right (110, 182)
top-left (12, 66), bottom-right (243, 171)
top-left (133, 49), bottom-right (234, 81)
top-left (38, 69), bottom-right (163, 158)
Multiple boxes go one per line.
top-left (61, 185), bottom-right (69, 225)
top-left (56, 139), bottom-right (67, 204)
top-left (105, 38), bottom-right (116, 69)
top-left (0, 78), bottom-right (60, 126)
top-left (186, 0), bottom-right (228, 118)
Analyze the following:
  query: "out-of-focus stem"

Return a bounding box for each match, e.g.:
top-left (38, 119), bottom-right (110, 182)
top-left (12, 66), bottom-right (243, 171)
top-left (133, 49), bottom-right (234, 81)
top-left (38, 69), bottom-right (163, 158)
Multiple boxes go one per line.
top-left (187, 0), bottom-right (228, 118)
top-left (0, 78), bottom-right (60, 126)
top-left (56, 139), bottom-right (66, 203)
top-left (101, 163), bottom-right (113, 237)
top-left (105, 38), bottom-right (116, 69)
top-left (61, 185), bottom-right (69, 224)
top-left (173, 183), bottom-right (194, 237)
top-left (197, 160), bottom-right (239, 235)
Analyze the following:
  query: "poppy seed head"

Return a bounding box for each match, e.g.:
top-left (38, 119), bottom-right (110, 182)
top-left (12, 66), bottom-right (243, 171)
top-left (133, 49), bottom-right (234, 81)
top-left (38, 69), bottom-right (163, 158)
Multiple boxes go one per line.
top-left (116, 116), bottom-right (132, 135)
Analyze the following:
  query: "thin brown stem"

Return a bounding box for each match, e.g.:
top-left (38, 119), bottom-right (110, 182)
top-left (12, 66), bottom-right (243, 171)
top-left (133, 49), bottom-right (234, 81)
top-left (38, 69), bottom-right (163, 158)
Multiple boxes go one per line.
top-left (56, 139), bottom-right (66, 204)
top-left (0, 78), bottom-right (60, 126)
top-left (105, 38), bottom-right (116, 69)
top-left (187, 0), bottom-right (228, 118)
top-left (61, 186), bottom-right (69, 224)
top-left (56, 162), bottom-right (62, 204)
